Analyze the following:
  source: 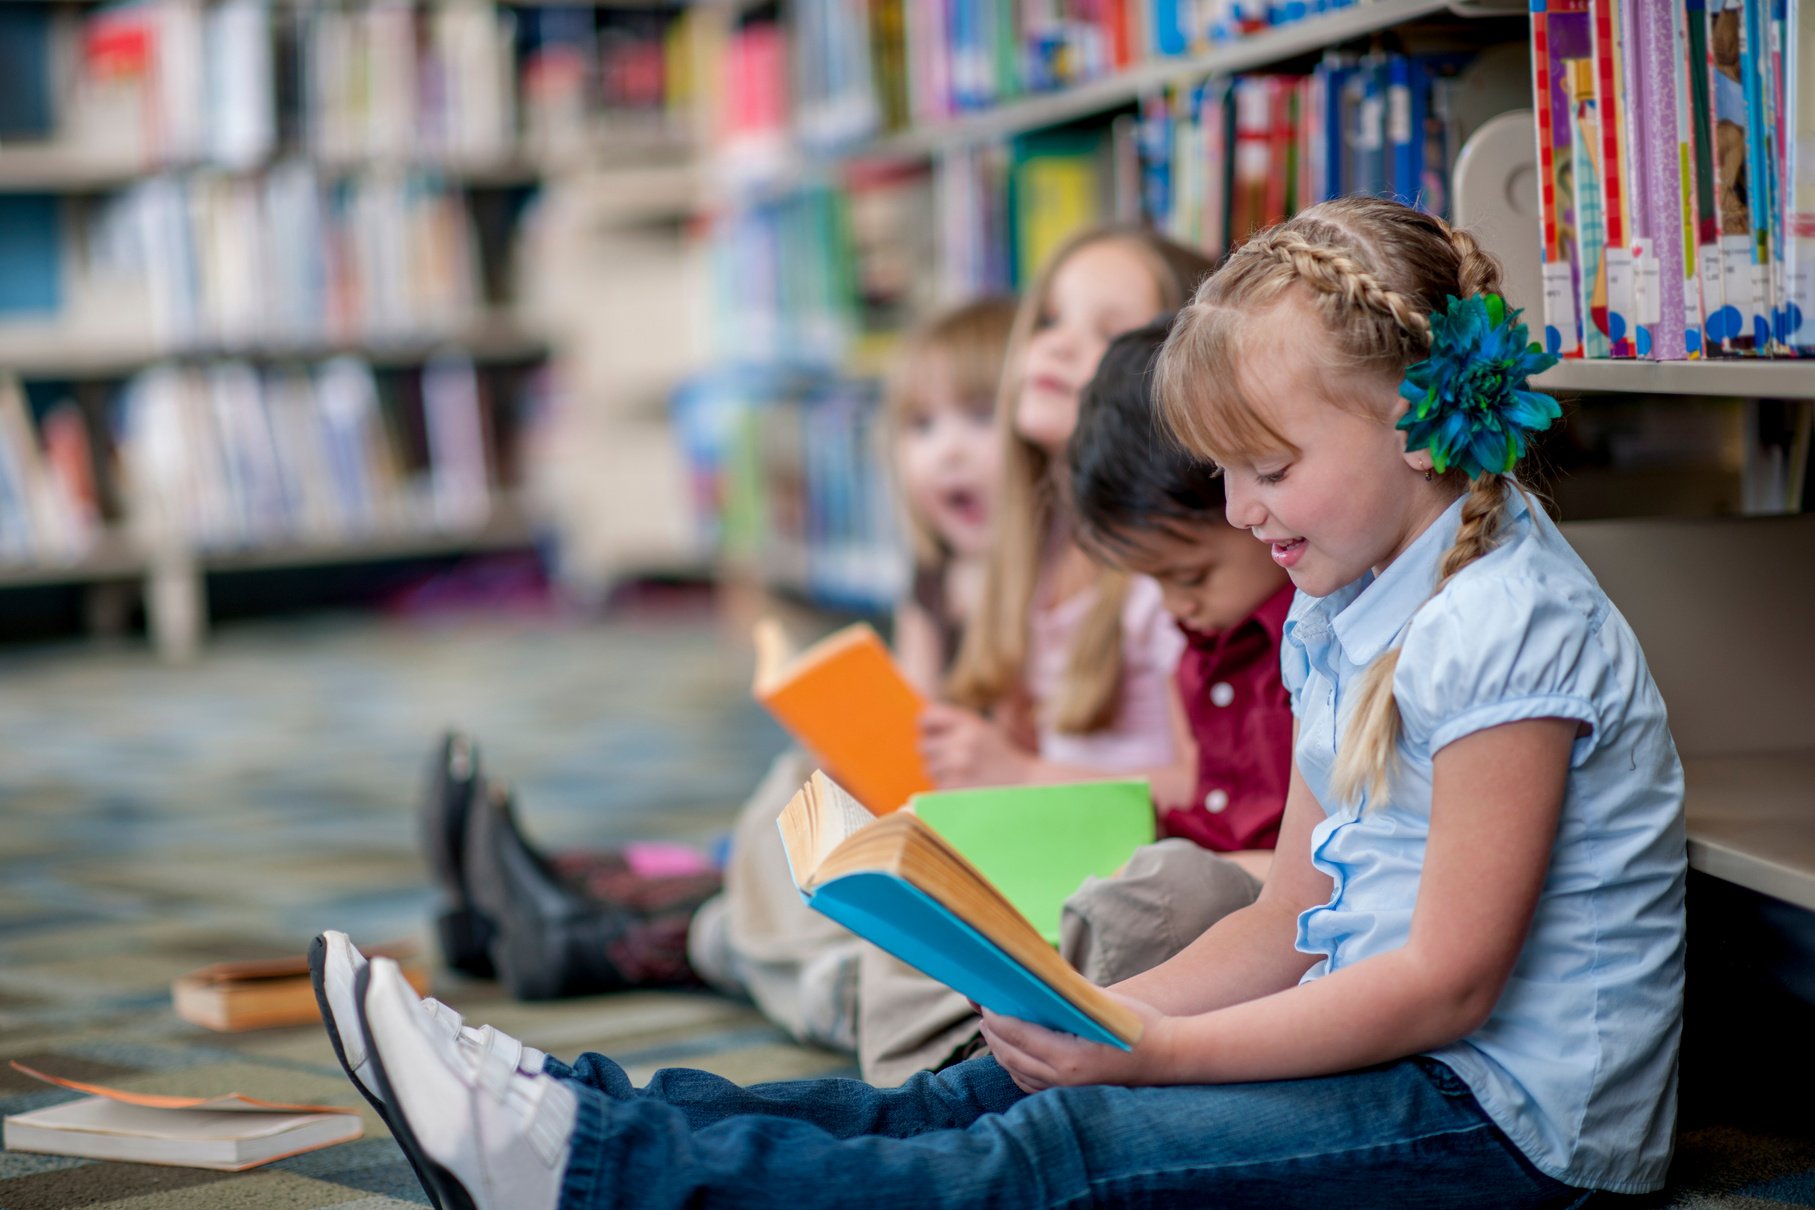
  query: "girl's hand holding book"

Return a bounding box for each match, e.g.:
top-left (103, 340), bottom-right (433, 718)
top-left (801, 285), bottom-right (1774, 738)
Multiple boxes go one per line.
top-left (917, 703), bottom-right (1037, 788)
top-left (978, 993), bottom-right (1169, 1093)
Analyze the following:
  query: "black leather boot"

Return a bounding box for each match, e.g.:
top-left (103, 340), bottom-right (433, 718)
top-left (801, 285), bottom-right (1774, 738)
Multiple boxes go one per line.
top-left (463, 785), bottom-right (705, 1000)
top-left (420, 730), bottom-right (494, 978)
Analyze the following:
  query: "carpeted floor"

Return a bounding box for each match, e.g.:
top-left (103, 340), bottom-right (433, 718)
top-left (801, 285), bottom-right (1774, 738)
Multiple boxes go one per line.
top-left (0, 605), bottom-right (1810, 1208)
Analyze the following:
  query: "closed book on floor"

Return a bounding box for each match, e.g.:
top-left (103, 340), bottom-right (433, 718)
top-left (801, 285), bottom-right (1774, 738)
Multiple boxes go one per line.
top-left (752, 619), bottom-right (932, 815)
top-left (172, 944), bottom-right (429, 1032)
top-left (2, 1063), bottom-right (362, 1171)
top-left (778, 770), bottom-right (1144, 1049)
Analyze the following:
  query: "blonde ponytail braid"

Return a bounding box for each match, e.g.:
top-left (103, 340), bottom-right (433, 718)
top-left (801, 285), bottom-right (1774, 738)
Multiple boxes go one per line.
top-left (1329, 473), bottom-right (1516, 807)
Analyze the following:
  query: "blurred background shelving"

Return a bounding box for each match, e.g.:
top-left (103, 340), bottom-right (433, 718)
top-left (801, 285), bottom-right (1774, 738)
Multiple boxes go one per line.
top-left (0, 0), bottom-right (723, 656)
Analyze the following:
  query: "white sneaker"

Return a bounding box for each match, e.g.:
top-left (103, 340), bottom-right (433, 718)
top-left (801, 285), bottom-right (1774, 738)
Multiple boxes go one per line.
top-left (360, 957), bottom-right (576, 1210)
top-left (310, 930), bottom-right (546, 1113)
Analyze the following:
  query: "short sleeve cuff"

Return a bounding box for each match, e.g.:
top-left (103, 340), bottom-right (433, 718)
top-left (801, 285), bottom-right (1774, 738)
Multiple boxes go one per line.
top-left (1428, 693), bottom-right (1600, 764)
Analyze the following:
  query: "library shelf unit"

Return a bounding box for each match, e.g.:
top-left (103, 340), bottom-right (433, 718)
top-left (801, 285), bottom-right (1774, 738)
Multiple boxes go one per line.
top-left (851, 0), bottom-right (1526, 163)
top-left (0, 0), bottom-right (713, 658)
top-left (695, 0), bottom-right (1815, 917)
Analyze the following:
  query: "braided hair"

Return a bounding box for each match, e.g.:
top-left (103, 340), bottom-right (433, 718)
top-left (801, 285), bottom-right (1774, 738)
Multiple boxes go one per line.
top-left (1155, 197), bottom-right (1514, 806)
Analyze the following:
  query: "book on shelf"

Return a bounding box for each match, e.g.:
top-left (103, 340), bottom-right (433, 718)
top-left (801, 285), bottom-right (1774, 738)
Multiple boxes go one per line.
top-left (1531, 0), bottom-right (1809, 361)
top-left (1009, 128), bottom-right (1113, 286)
top-left (1533, 0), bottom-right (1590, 357)
top-left (1133, 46), bottom-right (1502, 256)
top-left (3, 1062), bottom-right (362, 1171)
top-left (0, 5), bottom-right (57, 141)
top-left (0, 195), bottom-right (62, 323)
top-left (1630, 0), bottom-right (1692, 361)
top-left (1589, 0), bottom-right (1638, 359)
top-left (753, 618), bottom-right (932, 816)
top-left (1790, 0), bottom-right (1815, 355)
top-left (0, 377), bottom-right (99, 565)
top-left (115, 355), bottom-right (516, 554)
top-left (2, 0), bottom-right (692, 174)
top-left (777, 769), bottom-right (1144, 1048)
top-left (172, 943), bottom-right (429, 1032)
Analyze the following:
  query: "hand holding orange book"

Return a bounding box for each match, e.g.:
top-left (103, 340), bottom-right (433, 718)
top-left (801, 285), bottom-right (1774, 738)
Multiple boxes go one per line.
top-left (752, 619), bottom-right (934, 815)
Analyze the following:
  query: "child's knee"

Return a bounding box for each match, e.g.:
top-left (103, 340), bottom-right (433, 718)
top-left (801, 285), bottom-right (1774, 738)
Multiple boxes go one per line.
top-left (1060, 841), bottom-right (1261, 984)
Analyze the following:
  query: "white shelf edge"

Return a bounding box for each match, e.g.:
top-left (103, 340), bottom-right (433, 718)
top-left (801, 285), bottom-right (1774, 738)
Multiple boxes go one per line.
top-left (0, 141), bottom-right (696, 193)
top-left (0, 534), bottom-right (147, 588)
top-left (1682, 751), bottom-right (1815, 913)
top-left (0, 315), bottom-right (551, 378)
top-left (1533, 359), bottom-right (1815, 401)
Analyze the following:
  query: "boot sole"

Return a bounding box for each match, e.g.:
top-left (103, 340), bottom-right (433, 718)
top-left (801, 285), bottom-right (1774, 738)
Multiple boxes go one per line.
top-left (309, 935), bottom-right (445, 1210)
top-left (356, 963), bottom-right (480, 1210)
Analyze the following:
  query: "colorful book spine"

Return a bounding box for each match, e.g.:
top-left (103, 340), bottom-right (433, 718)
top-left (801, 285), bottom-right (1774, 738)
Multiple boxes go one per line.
top-left (1763, 0), bottom-right (1790, 350)
top-left (1786, 0), bottom-right (1815, 352)
top-left (1569, 57), bottom-right (1612, 358)
top-left (1629, 0), bottom-right (1689, 358)
top-left (1531, 0), bottom-right (1588, 357)
top-left (1591, 0), bottom-right (1637, 357)
top-left (1708, 0), bottom-right (1762, 353)
top-left (1687, 0), bottom-right (1733, 355)
top-left (1740, 0), bottom-right (1778, 352)
top-left (1668, 0), bottom-right (1707, 356)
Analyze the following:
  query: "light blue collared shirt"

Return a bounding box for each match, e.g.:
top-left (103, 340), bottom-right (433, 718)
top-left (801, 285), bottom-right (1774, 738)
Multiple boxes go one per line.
top-left (1282, 488), bottom-right (1686, 1194)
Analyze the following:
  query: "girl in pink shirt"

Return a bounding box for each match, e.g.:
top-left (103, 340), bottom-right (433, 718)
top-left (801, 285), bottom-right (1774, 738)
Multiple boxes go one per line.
top-left (926, 227), bottom-right (1213, 787)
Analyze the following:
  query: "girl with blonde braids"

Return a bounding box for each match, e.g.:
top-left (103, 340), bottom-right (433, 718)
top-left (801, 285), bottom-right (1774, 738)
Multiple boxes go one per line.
top-left (316, 198), bottom-right (1683, 1209)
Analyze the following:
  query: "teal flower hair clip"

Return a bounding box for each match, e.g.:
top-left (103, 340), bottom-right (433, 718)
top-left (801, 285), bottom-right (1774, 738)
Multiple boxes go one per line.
top-left (1396, 293), bottom-right (1561, 479)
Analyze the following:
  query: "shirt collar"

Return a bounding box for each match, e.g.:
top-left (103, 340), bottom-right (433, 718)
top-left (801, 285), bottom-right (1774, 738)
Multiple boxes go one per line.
top-left (1325, 486), bottom-right (1530, 667)
top-left (1176, 583), bottom-right (1296, 653)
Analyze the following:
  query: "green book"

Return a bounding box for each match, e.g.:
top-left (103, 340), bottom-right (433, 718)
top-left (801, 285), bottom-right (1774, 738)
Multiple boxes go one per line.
top-left (910, 779), bottom-right (1155, 946)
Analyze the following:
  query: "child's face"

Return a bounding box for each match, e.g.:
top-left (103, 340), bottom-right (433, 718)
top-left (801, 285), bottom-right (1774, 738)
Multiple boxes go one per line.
top-left (1210, 302), bottom-right (1451, 598)
top-left (1016, 240), bottom-right (1164, 455)
top-left (1112, 519), bottom-right (1290, 635)
top-left (896, 355), bottom-right (1001, 558)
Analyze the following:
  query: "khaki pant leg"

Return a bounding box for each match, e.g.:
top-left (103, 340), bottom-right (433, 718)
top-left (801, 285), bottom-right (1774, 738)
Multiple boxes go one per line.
top-left (1059, 838), bottom-right (1262, 986)
top-left (686, 748), bottom-right (858, 1047)
top-left (856, 944), bottom-right (984, 1088)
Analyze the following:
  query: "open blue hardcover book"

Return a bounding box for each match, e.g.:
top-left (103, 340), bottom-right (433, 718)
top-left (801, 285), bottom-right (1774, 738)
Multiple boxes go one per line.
top-left (777, 770), bottom-right (1142, 1049)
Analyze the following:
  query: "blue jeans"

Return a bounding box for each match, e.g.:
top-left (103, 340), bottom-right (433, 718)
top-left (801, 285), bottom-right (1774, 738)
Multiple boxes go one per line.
top-left (544, 1052), bottom-right (1591, 1209)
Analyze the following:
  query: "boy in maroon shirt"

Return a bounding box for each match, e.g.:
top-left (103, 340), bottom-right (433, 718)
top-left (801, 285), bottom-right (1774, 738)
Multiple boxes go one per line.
top-left (861, 320), bottom-right (1295, 1086)
top-left (1008, 315), bottom-right (1294, 993)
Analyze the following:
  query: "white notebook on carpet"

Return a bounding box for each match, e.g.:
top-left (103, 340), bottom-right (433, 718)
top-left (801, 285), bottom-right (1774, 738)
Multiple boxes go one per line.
top-left (2, 1062), bottom-right (362, 1172)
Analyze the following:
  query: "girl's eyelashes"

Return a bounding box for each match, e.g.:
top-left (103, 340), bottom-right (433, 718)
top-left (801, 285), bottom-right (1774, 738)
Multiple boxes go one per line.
top-left (1172, 568), bottom-right (1210, 588)
top-left (1257, 467), bottom-right (1289, 485)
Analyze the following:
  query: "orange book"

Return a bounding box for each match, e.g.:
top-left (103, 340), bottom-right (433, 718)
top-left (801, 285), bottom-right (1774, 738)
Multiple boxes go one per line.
top-left (752, 619), bottom-right (933, 815)
top-left (172, 944), bottom-right (429, 1032)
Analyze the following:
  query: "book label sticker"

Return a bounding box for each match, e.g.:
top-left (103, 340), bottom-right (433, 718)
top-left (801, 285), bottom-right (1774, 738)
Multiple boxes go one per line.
top-left (1721, 235), bottom-right (1763, 343)
top-left (1542, 261), bottom-right (1582, 357)
top-left (1700, 244), bottom-right (1730, 347)
top-left (1604, 245), bottom-right (1637, 355)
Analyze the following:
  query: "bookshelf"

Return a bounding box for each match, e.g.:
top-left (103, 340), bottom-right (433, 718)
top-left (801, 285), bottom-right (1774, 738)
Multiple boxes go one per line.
top-left (854, 0), bottom-right (1526, 162)
top-left (0, 0), bottom-right (712, 657)
top-left (687, 0), bottom-right (1815, 916)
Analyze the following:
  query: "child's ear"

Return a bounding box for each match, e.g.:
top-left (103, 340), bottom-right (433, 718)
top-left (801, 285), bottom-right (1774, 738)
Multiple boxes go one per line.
top-left (1402, 448), bottom-right (1435, 478)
